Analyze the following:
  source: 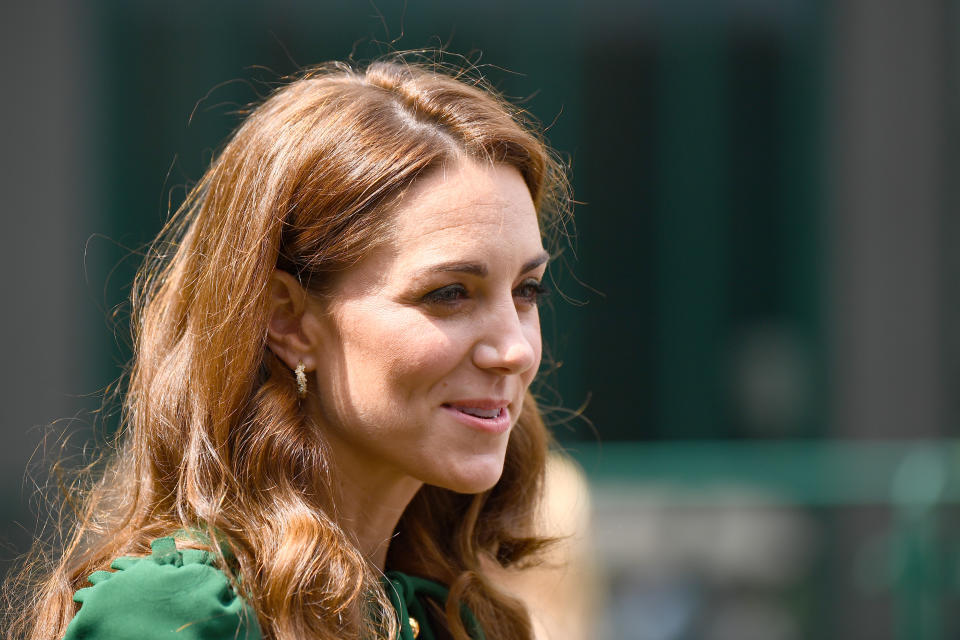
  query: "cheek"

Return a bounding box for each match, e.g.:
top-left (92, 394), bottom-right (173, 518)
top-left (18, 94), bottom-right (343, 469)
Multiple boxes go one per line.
top-left (339, 311), bottom-right (464, 393)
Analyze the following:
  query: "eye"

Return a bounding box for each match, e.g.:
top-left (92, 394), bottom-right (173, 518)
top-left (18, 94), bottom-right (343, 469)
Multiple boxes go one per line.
top-left (421, 283), bottom-right (469, 306)
top-left (514, 279), bottom-right (549, 306)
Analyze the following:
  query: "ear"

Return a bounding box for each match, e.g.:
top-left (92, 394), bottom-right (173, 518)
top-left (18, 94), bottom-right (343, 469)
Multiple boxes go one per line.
top-left (266, 269), bottom-right (319, 372)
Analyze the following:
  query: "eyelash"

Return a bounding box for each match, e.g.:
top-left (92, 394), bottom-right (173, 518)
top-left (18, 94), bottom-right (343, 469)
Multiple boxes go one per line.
top-left (422, 279), bottom-right (549, 307)
top-left (515, 280), bottom-right (550, 304)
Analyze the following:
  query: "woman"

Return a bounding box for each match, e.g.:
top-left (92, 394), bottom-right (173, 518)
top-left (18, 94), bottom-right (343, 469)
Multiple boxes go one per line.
top-left (14, 54), bottom-right (572, 640)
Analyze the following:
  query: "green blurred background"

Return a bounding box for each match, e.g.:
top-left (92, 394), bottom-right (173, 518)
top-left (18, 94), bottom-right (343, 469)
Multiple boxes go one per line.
top-left (3, 1), bottom-right (959, 638)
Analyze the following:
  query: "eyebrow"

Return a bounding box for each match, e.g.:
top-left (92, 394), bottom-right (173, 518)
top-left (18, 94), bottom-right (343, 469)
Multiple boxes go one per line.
top-left (425, 251), bottom-right (550, 278)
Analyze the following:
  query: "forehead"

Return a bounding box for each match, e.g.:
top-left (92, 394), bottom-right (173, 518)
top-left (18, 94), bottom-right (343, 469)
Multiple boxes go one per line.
top-left (388, 160), bottom-right (542, 263)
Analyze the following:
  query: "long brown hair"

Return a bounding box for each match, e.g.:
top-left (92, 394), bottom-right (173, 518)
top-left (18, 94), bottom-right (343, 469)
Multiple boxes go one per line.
top-left (10, 53), bottom-right (572, 640)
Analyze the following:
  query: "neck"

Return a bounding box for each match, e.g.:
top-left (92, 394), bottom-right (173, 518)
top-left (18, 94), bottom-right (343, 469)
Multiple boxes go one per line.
top-left (324, 439), bottom-right (423, 572)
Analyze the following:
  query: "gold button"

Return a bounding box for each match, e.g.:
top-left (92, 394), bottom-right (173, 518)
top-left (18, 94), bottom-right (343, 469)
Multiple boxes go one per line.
top-left (409, 616), bottom-right (420, 638)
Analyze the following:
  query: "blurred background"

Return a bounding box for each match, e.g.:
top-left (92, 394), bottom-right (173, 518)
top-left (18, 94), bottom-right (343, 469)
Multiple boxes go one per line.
top-left (2, 0), bottom-right (959, 638)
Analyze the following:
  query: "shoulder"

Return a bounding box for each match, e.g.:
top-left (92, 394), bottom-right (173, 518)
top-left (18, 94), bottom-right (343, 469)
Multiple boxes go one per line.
top-left (63, 537), bottom-right (262, 640)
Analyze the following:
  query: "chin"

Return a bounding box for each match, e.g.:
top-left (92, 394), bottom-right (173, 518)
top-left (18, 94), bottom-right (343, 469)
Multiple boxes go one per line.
top-left (431, 457), bottom-right (506, 494)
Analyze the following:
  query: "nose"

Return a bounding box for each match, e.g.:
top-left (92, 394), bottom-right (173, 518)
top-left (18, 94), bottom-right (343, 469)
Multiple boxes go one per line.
top-left (471, 298), bottom-right (539, 375)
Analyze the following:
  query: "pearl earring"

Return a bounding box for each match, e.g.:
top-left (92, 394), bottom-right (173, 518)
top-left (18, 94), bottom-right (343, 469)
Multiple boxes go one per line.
top-left (295, 361), bottom-right (307, 399)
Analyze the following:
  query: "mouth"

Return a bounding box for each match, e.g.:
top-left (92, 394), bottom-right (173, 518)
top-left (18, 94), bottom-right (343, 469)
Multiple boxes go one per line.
top-left (447, 405), bottom-right (503, 419)
top-left (441, 401), bottom-right (511, 434)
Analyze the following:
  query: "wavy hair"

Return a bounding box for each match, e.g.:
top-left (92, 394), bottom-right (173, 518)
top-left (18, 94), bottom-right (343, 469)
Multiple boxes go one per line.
top-left (10, 53), bottom-right (572, 640)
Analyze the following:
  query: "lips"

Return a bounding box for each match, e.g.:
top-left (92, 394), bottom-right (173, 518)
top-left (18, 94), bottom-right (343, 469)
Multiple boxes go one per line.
top-left (456, 406), bottom-right (502, 419)
top-left (442, 399), bottom-right (511, 434)
top-left (443, 398), bottom-right (509, 413)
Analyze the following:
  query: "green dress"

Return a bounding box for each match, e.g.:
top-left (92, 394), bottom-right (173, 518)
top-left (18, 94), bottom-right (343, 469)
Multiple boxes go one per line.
top-left (62, 537), bottom-right (484, 640)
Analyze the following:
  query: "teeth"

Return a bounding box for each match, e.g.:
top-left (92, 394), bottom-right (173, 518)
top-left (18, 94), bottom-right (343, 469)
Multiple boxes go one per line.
top-left (458, 407), bottom-right (501, 419)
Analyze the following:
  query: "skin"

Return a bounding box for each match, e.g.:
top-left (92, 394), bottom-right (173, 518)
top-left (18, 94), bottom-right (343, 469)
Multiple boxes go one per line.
top-left (266, 159), bottom-right (548, 570)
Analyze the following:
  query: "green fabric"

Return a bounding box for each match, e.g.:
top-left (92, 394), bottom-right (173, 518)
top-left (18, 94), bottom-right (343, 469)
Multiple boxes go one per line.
top-left (63, 537), bottom-right (485, 640)
top-left (383, 571), bottom-right (486, 640)
top-left (63, 537), bottom-right (261, 640)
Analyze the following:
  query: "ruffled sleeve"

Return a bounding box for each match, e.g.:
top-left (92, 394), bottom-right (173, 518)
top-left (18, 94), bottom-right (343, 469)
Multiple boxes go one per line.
top-left (63, 537), bottom-right (262, 640)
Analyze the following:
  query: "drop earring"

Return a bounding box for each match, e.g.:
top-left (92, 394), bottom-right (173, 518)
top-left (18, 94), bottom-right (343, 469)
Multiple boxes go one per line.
top-left (295, 361), bottom-right (307, 399)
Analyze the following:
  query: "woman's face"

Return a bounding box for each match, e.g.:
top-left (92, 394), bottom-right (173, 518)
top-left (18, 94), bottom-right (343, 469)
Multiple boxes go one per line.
top-left (304, 160), bottom-right (547, 494)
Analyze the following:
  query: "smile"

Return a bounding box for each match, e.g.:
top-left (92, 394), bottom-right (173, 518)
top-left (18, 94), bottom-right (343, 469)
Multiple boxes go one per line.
top-left (458, 407), bottom-right (501, 419)
top-left (441, 403), bottom-right (511, 434)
